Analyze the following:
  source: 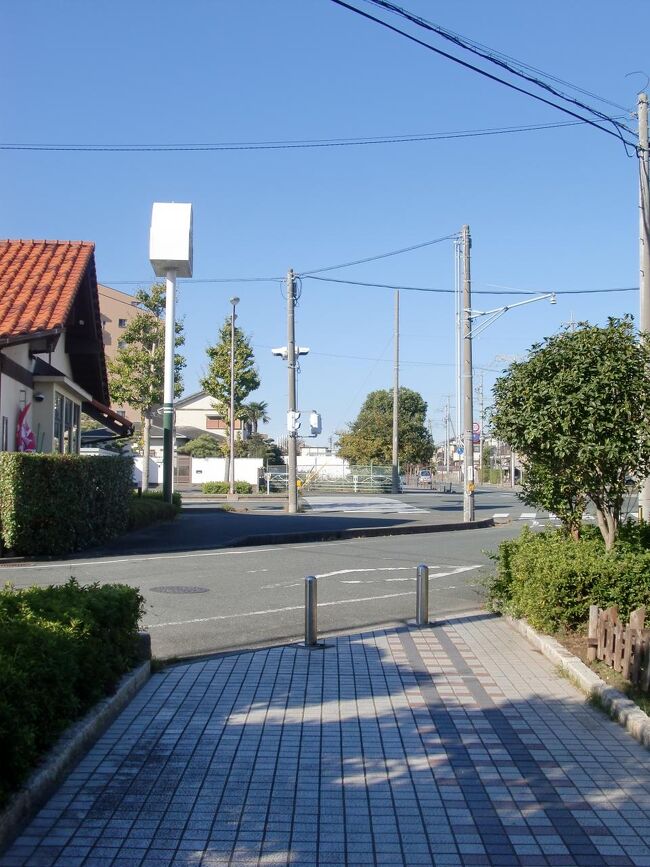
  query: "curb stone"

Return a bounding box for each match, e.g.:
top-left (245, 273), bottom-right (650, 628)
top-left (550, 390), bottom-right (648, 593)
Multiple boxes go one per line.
top-left (0, 659), bottom-right (151, 854)
top-left (506, 615), bottom-right (650, 751)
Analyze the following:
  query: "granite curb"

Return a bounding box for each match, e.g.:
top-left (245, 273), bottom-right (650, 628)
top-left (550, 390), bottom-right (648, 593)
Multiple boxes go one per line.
top-left (0, 659), bottom-right (151, 854)
top-left (506, 614), bottom-right (650, 751)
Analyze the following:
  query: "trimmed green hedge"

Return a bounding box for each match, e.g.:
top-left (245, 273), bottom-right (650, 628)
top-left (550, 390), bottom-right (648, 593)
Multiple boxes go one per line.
top-left (0, 453), bottom-right (134, 556)
top-left (202, 481), bottom-right (253, 494)
top-left (487, 525), bottom-right (650, 632)
top-left (0, 579), bottom-right (144, 807)
top-left (128, 491), bottom-right (182, 530)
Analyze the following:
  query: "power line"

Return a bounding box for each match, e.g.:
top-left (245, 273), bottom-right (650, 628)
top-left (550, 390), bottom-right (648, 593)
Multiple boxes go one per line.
top-left (329, 0), bottom-right (637, 153)
top-left (304, 274), bottom-right (638, 295)
top-left (104, 277), bottom-right (282, 286)
top-left (298, 233), bottom-right (457, 276)
top-left (363, 1), bottom-right (630, 113)
top-left (361, 0), bottom-right (635, 134)
top-left (0, 119), bottom-right (603, 153)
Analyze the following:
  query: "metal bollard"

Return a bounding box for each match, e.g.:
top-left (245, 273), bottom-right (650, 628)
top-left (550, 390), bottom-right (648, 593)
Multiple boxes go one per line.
top-left (416, 564), bottom-right (429, 626)
top-left (305, 575), bottom-right (318, 646)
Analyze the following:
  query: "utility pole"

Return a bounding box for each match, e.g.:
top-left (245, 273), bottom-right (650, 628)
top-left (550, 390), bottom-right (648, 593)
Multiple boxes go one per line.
top-left (462, 225), bottom-right (475, 521)
top-left (638, 93), bottom-right (650, 521)
top-left (444, 398), bottom-right (450, 480)
top-left (391, 289), bottom-right (400, 493)
top-left (287, 269), bottom-right (298, 514)
top-left (476, 374), bottom-right (484, 482)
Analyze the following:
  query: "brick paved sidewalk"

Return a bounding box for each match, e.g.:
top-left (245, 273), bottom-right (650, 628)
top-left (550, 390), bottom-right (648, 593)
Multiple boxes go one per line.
top-left (3, 612), bottom-right (650, 867)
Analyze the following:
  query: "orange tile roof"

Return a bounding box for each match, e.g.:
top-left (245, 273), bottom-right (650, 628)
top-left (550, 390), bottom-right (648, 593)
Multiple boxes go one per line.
top-left (0, 240), bottom-right (95, 339)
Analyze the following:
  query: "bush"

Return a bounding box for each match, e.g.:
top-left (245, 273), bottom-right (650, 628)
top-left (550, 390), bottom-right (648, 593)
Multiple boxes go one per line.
top-left (202, 481), bottom-right (253, 494)
top-left (0, 453), bottom-right (134, 556)
top-left (128, 491), bottom-right (182, 530)
top-left (486, 525), bottom-right (650, 632)
top-left (0, 579), bottom-right (144, 807)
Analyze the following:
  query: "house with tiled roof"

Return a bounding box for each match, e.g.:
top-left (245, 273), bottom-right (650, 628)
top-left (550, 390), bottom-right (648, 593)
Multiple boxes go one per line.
top-left (0, 239), bottom-right (133, 453)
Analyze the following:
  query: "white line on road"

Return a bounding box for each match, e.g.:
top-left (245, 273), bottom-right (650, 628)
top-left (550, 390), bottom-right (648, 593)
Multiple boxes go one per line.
top-left (0, 547), bottom-right (281, 571)
top-left (148, 565), bottom-right (484, 629)
top-left (146, 591), bottom-right (419, 629)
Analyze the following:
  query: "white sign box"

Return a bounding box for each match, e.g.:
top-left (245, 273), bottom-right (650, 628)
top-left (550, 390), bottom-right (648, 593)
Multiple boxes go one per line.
top-left (149, 202), bottom-right (193, 277)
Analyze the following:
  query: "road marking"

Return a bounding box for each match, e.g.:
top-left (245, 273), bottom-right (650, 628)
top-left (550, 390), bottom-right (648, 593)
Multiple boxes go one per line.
top-left (519, 512), bottom-right (537, 519)
top-left (146, 591), bottom-right (419, 629)
top-left (493, 512), bottom-right (510, 518)
top-left (0, 547), bottom-right (281, 571)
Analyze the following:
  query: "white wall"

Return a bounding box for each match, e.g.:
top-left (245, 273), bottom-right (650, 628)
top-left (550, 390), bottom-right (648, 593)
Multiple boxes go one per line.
top-left (134, 456), bottom-right (162, 485)
top-left (192, 457), bottom-right (263, 486)
top-left (296, 455), bottom-right (349, 478)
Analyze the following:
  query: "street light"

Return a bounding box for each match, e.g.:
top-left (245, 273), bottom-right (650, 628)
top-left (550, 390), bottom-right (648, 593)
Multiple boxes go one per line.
top-left (229, 296), bottom-right (240, 496)
top-left (149, 203), bottom-right (193, 504)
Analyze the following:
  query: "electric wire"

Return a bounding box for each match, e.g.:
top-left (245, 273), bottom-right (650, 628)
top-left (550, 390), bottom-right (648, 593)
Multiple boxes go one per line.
top-left (329, 0), bottom-right (637, 153)
top-left (304, 274), bottom-right (638, 295)
top-left (362, 0), bottom-right (630, 113)
top-left (0, 119), bottom-right (602, 153)
top-left (298, 233), bottom-right (457, 275)
top-left (360, 0), bottom-right (635, 134)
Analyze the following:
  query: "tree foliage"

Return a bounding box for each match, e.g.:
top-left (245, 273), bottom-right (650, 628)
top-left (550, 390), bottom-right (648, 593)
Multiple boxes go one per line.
top-left (336, 388), bottom-right (433, 465)
top-left (200, 319), bottom-right (260, 423)
top-left (108, 283), bottom-right (185, 414)
top-left (490, 317), bottom-right (650, 549)
top-left (242, 400), bottom-right (270, 435)
top-left (178, 434), bottom-right (223, 457)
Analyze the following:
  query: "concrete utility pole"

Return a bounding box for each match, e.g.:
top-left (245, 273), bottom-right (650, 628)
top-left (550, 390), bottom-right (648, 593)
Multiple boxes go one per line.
top-left (638, 93), bottom-right (650, 521)
top-left (228, 297), bottom-right (239, 496)
top-left (392, 289), bottom-right (400, 493)
top-left (476, 374), bottom-right (484, 480)
top-left (287, 269), bottom-right (298, 514)
top-left (462, 224), bottom-right (475, 522)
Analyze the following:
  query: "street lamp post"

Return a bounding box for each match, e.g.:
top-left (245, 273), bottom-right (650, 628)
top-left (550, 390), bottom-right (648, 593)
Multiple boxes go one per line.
top-left (229, 296), bottom-right (239, 495)
top-left (149, 203), bottom-right (193, 504)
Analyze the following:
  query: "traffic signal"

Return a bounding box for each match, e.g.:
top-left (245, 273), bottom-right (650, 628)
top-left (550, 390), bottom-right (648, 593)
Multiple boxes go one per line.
top-left (287, 410), bottom-right (301, 432)
top-left (309, 411), bottom-right (322, 436)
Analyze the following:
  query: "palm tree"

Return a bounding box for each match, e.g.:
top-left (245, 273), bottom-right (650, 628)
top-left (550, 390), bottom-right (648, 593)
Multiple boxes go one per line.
top-left (241, 400), bottom-right (270, 435)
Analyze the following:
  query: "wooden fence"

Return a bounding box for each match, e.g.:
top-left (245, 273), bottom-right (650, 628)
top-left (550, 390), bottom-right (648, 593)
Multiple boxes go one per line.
top-left (587, 605), bottom-right (650, 691)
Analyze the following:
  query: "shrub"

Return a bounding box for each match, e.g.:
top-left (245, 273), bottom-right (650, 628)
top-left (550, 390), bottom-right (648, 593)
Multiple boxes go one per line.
top-left (486, 526), bottom-right (650, 632)
top-left (0, 579), bottom-right (144, 807)
top-left (202, 481), bottom-right (253, 494)
top-left (0, 453), bottom-right (134, 556)
top-left (128, 491), bottom-right (182, 530)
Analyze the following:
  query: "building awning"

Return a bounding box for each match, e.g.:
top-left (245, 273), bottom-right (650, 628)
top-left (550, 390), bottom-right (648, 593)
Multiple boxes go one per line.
top-left (82, 399), bottom-right (135, 437)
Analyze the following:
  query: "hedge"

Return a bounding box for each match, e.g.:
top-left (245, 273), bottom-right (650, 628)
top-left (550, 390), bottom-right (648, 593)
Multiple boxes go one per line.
top-left (0, 579), bottom-right (144, 807)
top-left (202, 481), bottom-right (253, 494)
top-left (0, 453), bottom-right (134, 556)
top-left (128, 491), bottom-right (182, 530)
top-left (486, 525), bottom-right (650, 632)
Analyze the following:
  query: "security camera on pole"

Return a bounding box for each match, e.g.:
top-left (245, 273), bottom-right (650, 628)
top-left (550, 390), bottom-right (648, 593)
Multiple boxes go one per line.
top-left (149, 202), bottom-right (193, 504)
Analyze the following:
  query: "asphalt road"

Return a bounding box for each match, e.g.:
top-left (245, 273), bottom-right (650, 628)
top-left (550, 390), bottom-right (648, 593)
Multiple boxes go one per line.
top-left (1, 521), bottom-right (522, 660)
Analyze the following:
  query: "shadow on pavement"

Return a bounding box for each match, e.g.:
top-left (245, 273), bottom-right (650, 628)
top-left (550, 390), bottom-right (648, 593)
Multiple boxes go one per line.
top-left (5, 613), bottom-right (648, 865)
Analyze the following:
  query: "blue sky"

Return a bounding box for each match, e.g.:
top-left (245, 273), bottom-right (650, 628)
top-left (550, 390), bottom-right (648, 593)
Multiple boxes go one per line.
top-left (3, 0), bottom-right (647, 445)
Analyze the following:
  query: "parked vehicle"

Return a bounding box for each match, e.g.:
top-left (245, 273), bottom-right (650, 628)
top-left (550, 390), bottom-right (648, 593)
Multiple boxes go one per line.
top-left (417, 468), bottom-right (432, 485)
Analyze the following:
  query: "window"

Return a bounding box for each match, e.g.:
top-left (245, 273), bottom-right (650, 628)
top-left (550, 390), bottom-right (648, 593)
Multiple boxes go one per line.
top-left (1, 417), bottom-right (7, 451)
top-left (119, 318), bottom-right (127, 328)
top-left (53, 392), bottom-right (81, 454)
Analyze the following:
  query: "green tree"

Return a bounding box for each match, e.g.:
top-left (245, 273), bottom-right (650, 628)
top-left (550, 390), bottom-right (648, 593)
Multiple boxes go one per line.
top-left (178, 434), bottom-right (222, 457)
top-left (490, 317), bottom-right (650, 549)
top-left (336, 388), bottom-right (433, 465)
top-left (108, 283), bottom-right (185, 489)
top-left (241, 400), bottom-right (270, 435)
top-left (200, 319), bottom-right (260, 423)
top-left (233, 433), bottom-right (284, 464)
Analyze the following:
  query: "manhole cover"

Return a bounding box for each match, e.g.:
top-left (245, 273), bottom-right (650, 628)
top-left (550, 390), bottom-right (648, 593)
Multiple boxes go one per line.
top-left (150, 585), bottom-right (209, 594)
